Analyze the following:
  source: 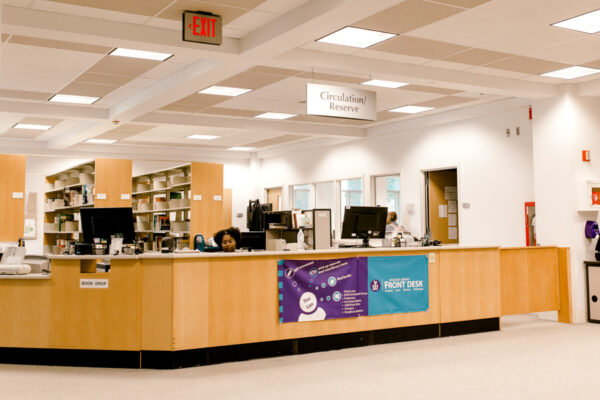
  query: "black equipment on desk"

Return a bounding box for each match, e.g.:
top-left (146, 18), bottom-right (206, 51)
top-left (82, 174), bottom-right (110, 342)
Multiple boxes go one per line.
top-left (264, 210), bottom-right (292, 229)
top-left (240, 231), bottom-right (266, 251)
top-left (341, 206), bottom-right (387, 248)
top-left (80, 207), bottom-right (135, 245)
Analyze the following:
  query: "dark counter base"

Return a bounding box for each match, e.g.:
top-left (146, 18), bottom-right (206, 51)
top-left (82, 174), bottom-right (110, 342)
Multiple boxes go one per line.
top-left (0, 318), bottom-right (499, 369)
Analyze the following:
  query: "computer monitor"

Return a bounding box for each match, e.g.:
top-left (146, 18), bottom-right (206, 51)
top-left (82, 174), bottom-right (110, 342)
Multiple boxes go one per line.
top-left (80, 207), bottom-right (135, 245)
top-left (240, 231), bottom-right (266, 251)
top-left (341, 206), bottom-right (388, 247)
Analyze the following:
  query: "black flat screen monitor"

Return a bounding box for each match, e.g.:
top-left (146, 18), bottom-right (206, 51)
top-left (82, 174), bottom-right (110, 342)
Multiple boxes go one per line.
top-left (240, 231), bottom-right (266, 251)
top-left (341, 206), bottom-right (388, 247)
top-left (80, 207), bottom-right (135, 245)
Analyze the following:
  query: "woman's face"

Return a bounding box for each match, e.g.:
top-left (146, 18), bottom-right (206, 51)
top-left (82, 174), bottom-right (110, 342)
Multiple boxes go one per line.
top-left (221, 234), bottom-right (237, 252)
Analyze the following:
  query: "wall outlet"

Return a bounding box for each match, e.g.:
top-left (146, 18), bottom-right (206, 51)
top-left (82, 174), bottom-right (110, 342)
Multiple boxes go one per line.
top-left (12, 192), bottom-right (23, 199)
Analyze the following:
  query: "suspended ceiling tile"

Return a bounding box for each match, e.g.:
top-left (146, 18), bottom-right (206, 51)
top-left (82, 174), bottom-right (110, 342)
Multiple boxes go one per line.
top-left (160, 104), bottom-right (201, 113)
top-left (402, 85), bottom-right (462, 95)
top-left (474, 0), bottom-right (597, 25)
top-left (3, 43), bottom-right (105, 71)
top-left (300, 40), bottom-right (364, 55)
top-left (46, 0), bottom-right (174, 16)
top-left (157, 0), bottom-right (248, 23)
top-left (291, 115), bottom-right (368, 125)
top-left (3, 130), bottom-right (45, 139)
top-left (59, 81), bottom-right (120, 97)
top-left (175, 93), bottom-right (230, 108)
top-left (353, 0), bottom-right (464, 35)
top-left (371, 36), bottom-right (469, 60)
top-left (244, 134), bottom-right (305, 148)
top-left (246, 66), bottom-right (302, 77)
top-left (1, 34), bottom-right (10, 43)
top-left (465, 65), bottom-right (531, 79)
top-left (87, 56), bottom-right (161, 77)
top-left (528, 35), bottom-right (600, 65)
top-left (19, 117), bottom-right (63, 125)
top-left (96, 124), bottom-right (156, 140)
top-left (217, 71), bottom-right (287, 90)
top-left (296, 72), bottom-right (364, 84)
top-left (201, 107), bottom-right (262, 117)
top-left (8, 35), bottom-right (112, 54)
top-left (255, 0), bottom-right (310, 14)
top-left (422, 59), bottom-right (474, 71)
top-left (225, 9), bottom-right (278, 31)
top-left (357, 48), bottom-right (431, 66)
top-left (480, 24), bottom-right (583, 57)
top-left (203, 0), bottom-right (265, 7)
top-left (443, 48), bottom-right (512, 65)
top-left (408, 9), bottom-right (531, 48)
top-left (141, 62), bottom-right (187, 80)
top-left (75, 72), bottom-right (134, 86)
top-left (377, 91), bottom-right (440, 111)
top-left (432, 0), bottom-right (491, 8)
top-left (222, 27), bottom-right (250, 38)
top-left (416, 96), bottom-right (474, 108)
top-left (484, 56), bottom-right (569, 75)
top-left (0, 89), bottom-right (53, 101)
top-left (376, 111), bottom-right (403, 122)
top-left (0, 73), bottom-right (72, 93)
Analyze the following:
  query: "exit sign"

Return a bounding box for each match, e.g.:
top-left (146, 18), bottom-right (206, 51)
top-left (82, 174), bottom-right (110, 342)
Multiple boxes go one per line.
top-left (182, 11), bottom-right (222, 45)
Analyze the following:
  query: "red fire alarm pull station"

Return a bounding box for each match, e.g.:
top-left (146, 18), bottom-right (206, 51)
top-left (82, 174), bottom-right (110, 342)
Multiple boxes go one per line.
top-left (529, 107), bottom-right (532, 120)
top-left (583, 150), bottom-right (591, 162)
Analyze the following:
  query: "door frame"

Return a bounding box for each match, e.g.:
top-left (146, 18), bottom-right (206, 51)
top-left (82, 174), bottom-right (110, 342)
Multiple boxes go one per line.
top-left (421, 165), bottom-right (460, 243)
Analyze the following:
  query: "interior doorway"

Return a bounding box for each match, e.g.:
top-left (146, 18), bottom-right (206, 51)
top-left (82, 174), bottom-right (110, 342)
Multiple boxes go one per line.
top-left (525, 202), bottom-right (536, 246)
top-left (266, 187), bottom-right (282, 211)
top-left (425, 168), bottom-right (459, 244)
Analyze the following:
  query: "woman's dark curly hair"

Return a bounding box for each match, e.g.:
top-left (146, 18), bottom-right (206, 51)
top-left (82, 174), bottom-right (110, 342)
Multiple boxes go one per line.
top-left (214, 227), bottom-right (241, 249)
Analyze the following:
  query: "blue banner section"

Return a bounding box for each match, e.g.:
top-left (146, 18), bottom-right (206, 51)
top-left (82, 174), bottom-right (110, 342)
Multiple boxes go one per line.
top-left (367, 255), bottom-right (429, 316)
top-left (277, 255), bottom-right (429, 323)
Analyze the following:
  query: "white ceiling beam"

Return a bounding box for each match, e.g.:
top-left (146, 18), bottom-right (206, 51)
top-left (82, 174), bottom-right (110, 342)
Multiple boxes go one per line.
top-left (0, 99), bottom-right (108, 120)
top-left (135, 112), bottom-right (366, 138)
top-left (275, 49), bottom-right (559, 99)
top-left (576, 79), bottom-right (600, 97)
top-left (46, 120), bottom-right (115, 149)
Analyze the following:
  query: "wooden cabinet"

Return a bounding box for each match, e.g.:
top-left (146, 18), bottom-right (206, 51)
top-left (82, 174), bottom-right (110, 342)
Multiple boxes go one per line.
top-left (0, 154), bottom-right (26, 242)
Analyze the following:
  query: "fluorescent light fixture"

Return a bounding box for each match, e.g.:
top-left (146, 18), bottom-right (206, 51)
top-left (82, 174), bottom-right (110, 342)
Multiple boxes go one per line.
top-left (186, 134), bottom-right (218, 140)
top-left (254, 112), bottom-right (297, 120)
top-left (361, 79), bottom-right (408, 89)
top-left (13, 123), bottom-right (52, 130)
top-left (198, 86), bottom-right (252, 97)
top-left (317, 26), bottom-right (396, 48)
top-left (388, 105), bottom-right (434, 114)
top-left (85, 139), bottom-right (117, 144)
top-left (541, 66), bottom-right (600, 79)
top-left (49, 94), bottom-right (100, 104)
top-left (228, 147), bottom-right (255, 151)
top-left (109, 47), bottom-right (172, 61)
top-left (552, 10), bottom-right (600, 33)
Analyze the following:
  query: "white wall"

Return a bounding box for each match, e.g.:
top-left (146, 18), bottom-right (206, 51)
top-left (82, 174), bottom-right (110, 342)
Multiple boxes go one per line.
top-left (259, 105), bottom-right (535, 246)
top-left (532, 86), bottom-right (600, 323)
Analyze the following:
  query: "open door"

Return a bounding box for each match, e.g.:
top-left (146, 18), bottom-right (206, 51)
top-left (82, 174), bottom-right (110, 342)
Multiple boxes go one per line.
top-left (425, 169), bottom-right (458, 244)
top-left (266, 187), bottom-right (282, 211)
top-left (525, 202), bottom-right (536, 246)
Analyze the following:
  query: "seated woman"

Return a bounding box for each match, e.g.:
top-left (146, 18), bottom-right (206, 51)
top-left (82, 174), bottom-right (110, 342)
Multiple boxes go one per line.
top-left (214, 227), bottom-right (241, 252)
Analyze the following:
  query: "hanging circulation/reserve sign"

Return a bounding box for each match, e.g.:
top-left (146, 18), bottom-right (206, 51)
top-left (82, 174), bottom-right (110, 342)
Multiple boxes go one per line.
top-left (306, 83), bottom-right (376, 121)
top-left (182, 11), bottom-right (222, 45)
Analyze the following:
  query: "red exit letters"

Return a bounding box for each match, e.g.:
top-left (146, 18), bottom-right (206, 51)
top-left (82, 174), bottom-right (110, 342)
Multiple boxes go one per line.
top-left (188, 15), bottom-right (216, 38)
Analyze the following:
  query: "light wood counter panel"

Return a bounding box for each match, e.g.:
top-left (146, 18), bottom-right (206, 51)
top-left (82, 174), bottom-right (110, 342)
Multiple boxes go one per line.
top-left (223, 188), bottom-right (232, 228)
top-left (0, 279), bottom-right (51, 348)
top-left (558, 247), bottom-right (572, 323)
top-left (0, 154), bottom-right (26, 241)
top-left (49, 258), bottom-right (140, 350)
top-left (500, 247), bottom-right (559, 315)
top-left (439, 248), bottom-right (501, 323)
top-left (140, 258), bottom-right (173, 350)
top-left (94, 158), bottom-right (132, 208)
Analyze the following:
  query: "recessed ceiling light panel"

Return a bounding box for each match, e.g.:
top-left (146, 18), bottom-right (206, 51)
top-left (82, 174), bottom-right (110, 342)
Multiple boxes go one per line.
top-left (186, 134), bottom-right (218, 140)
top-left (49, 94), bottom-right (100, 104)
top-left (85, 139), bottom-right (117, 144)
top-left (552, 10), bottom-right (600, 33)
top-left (228, 147), bottom-right (255, 151)
top-left (254, 112), bottom-right (297, 120)
top-left (361, 79), bottom-right (408, 89)
top-left (110, 48), bottom-right (173, 61)
top-left (388, 105), bottom-right (434, 114)
top-left (541, 66), bottom-right (600, 79)
top-left (13, 123), bottom-right (52, 130)
top-left (317, 26), bottom-right (396, 48)
top-left (198, 86), bottom-right (252, 97)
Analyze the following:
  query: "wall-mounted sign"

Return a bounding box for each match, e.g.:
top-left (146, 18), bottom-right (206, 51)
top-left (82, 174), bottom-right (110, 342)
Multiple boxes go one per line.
top-left (182, 11), bottom-right (222, 45)
top-left (306, 83), bottom-right (376, 121)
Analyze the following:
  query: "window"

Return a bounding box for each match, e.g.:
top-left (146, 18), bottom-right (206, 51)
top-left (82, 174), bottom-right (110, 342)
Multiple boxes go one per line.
top-left (375, 175), bottom-right (401, 217)
top-left (341, 178), bottom-right (362, 209)
top-left (293, 184), bottom-right (310, 210)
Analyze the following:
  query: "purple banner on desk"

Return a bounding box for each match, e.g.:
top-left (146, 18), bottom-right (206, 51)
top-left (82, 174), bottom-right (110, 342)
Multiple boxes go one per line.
top-left (277, 257), bottom-right (368, 323)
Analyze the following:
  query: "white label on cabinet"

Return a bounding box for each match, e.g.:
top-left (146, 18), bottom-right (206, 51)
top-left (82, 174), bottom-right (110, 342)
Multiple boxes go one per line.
top-left (121, 193), bottom-right (131, 200)
top-left (80, 279), bottom-right (109, 289)
top-left (213, 195), bottom-right (222, 201)
top-left (97, 193), bottom-right (107, 200)
top-left (193, 195), bottom-right (202, 201)
top-left (428, 253), bottom-right (435, 263)
top-left (12, 192), bottom-right (23, 199)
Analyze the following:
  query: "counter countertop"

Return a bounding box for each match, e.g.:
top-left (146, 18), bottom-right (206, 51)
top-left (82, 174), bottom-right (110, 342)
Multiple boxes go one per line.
top-left (44, 245), bottom-right (543, 260)
top-left (0, 273), bottom-right (51, 280)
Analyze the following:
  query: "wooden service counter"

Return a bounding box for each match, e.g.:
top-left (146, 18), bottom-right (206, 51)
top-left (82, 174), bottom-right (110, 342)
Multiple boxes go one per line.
top-left (0, 246), bottom-right (570, 369)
